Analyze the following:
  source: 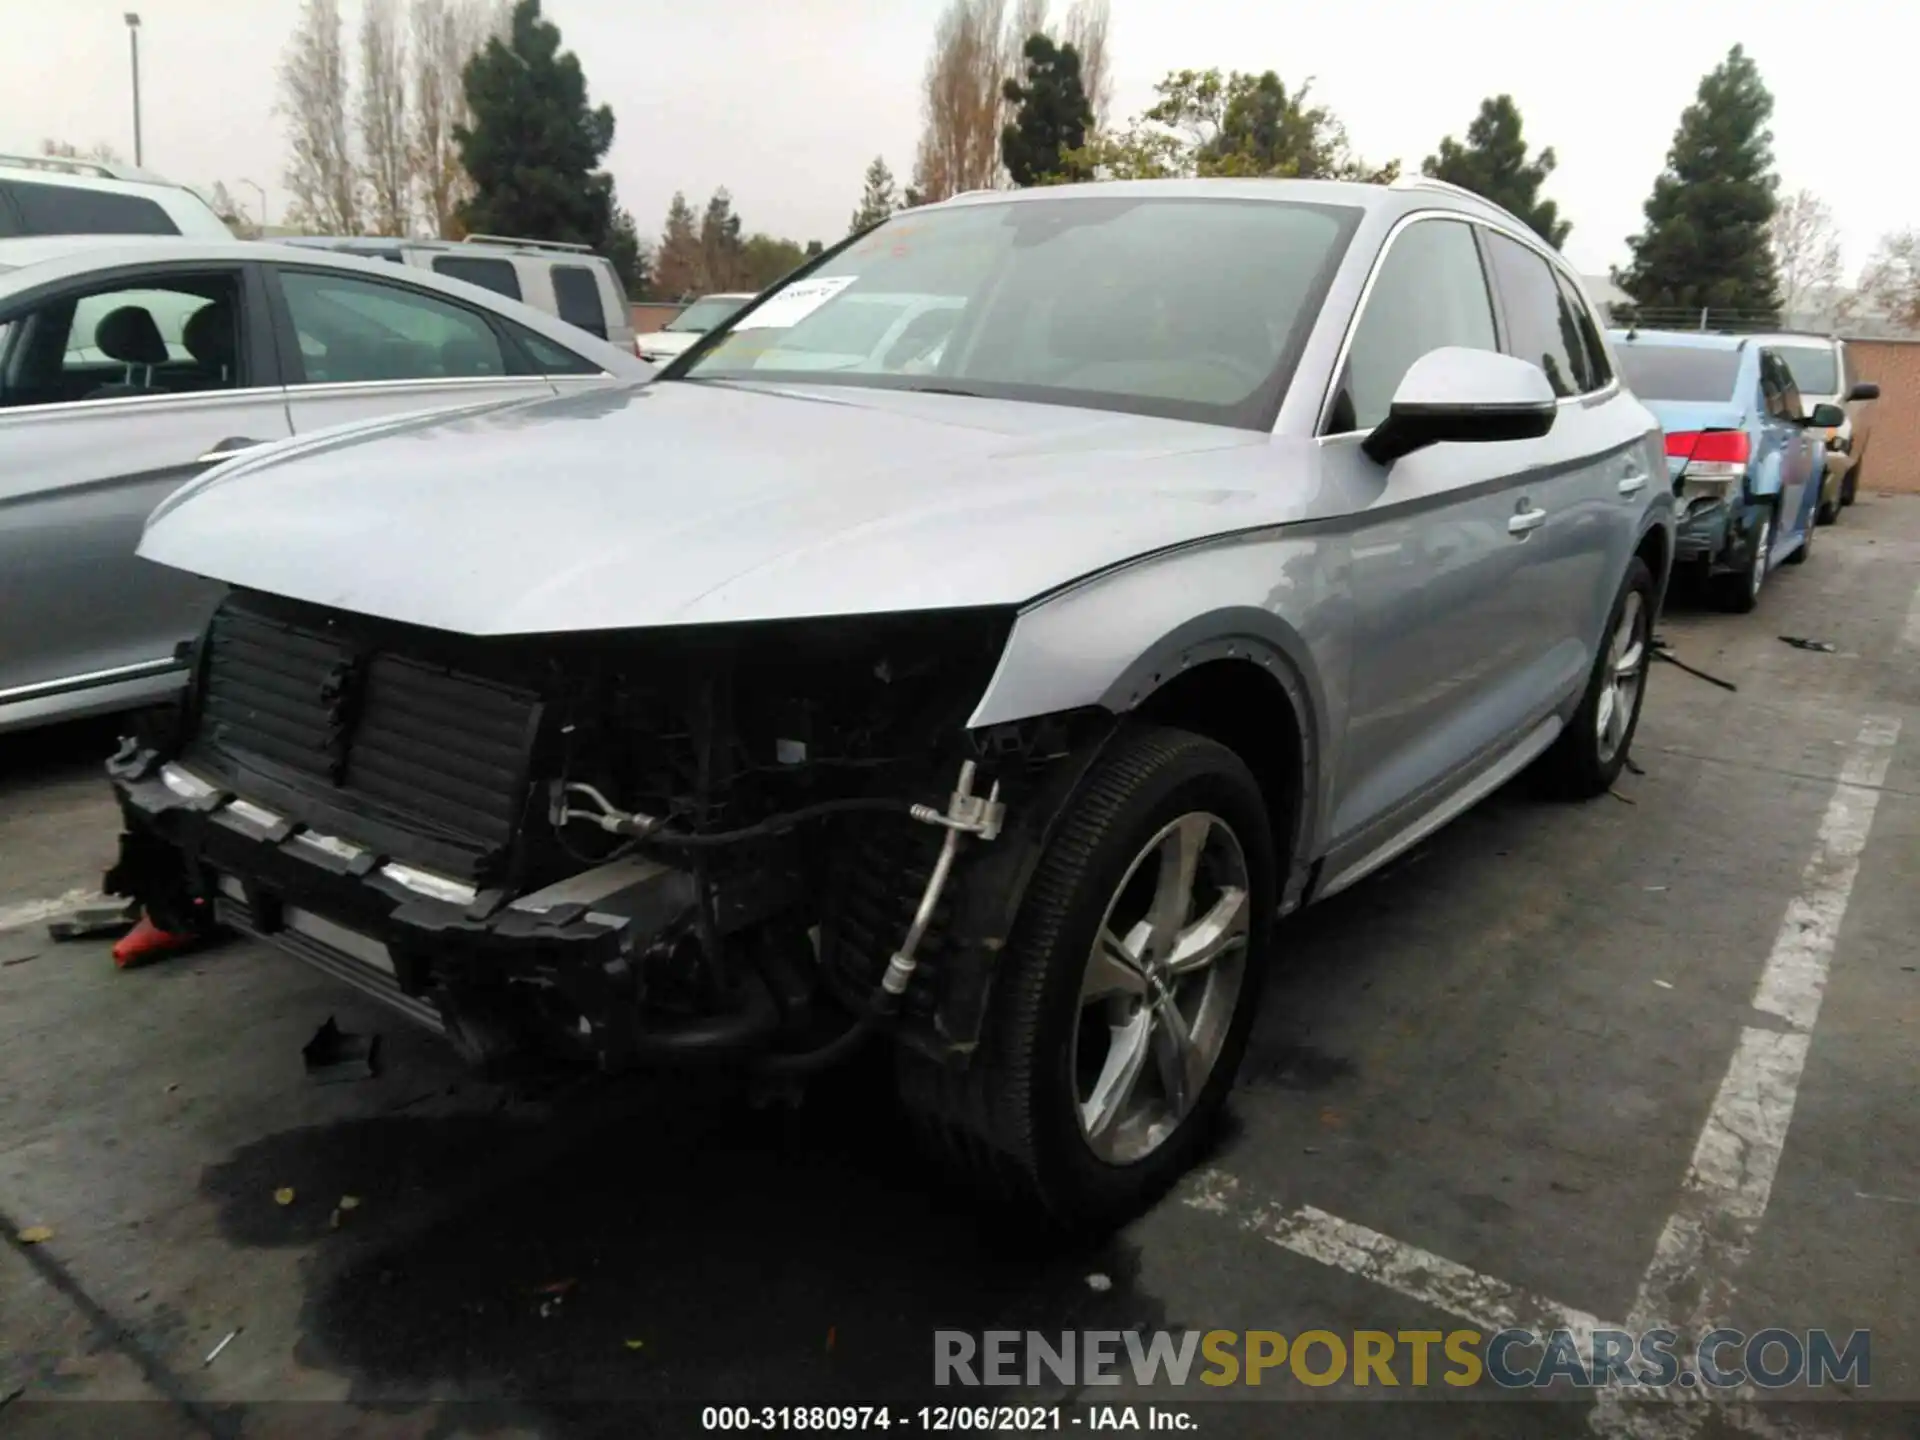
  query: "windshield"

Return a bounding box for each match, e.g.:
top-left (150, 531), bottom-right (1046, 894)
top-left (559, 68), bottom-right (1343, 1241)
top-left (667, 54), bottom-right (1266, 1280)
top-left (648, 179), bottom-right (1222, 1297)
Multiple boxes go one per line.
top-left (1614, 343), bottom-right (1742, 403)
top-left (679, 195), bottom-right (1362, 428)
top-left (1773, 344), bottom-right (1839, 396)
top-left (666, 295), bottom-right (751, 333)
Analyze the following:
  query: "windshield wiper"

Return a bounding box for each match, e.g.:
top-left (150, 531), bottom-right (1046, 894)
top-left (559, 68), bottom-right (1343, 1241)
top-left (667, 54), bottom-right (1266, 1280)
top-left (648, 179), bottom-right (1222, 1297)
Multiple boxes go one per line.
top-left (897, 383), bottom-right (983, 398)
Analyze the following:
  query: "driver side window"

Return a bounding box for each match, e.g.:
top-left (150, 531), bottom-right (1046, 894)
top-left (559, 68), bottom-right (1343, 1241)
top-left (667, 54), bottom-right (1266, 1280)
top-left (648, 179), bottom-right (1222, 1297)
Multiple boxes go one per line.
top-left (1329, 219), bottom-right (1498, 434)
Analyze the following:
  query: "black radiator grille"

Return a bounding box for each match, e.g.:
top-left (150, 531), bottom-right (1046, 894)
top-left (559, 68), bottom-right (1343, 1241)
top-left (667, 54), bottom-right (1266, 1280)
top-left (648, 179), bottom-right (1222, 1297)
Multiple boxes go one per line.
top-left (189, 599), bottom-right (542, 865)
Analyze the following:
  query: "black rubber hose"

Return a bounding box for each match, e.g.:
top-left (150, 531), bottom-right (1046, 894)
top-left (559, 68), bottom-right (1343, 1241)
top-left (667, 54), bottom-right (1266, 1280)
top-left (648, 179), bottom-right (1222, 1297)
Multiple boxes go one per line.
top-left (618, 796), bottom-right (918, 848)
top-left (751, 1011), bottom-right (881, 1076)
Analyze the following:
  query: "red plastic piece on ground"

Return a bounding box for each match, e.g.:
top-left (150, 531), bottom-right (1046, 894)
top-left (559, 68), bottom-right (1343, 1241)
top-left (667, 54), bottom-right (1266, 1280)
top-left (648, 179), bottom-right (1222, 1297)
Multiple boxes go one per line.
top-left (112, 915), bottom-right (198, 969)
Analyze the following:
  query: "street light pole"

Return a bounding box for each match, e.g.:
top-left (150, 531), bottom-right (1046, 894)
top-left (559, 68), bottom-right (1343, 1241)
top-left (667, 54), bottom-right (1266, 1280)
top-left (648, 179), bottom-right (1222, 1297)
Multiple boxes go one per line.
top-left (239, 178), bottom-right (268, 230)
top-left (124, 13), bottom-right (143, 166)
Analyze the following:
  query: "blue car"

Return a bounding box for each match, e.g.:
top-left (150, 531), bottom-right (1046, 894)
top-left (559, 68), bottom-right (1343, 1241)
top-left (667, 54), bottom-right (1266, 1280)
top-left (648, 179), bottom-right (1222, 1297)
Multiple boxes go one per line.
top-left (1609, 330), bottom-right (1840, 612)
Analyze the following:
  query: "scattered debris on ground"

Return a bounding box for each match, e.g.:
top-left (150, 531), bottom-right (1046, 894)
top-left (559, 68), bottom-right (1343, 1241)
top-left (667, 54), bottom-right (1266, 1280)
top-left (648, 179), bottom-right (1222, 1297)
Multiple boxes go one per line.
top-left (1651, 636), bottom-right (1738, 692)
top-left (1085, 1273), bottom-right (1112, 1292)
top-left (1, 954), bottom-right (36, 967)
top-left (203, 1329), bottom-right (241, 1367)
top-left (1779, 635), bottom-right (1838, 653)
top-left (46, 900), bottom-right (139, 943)
top-left (16, 1226), bottom-right (53, 1244)
top-left (301, 1017), bottom-right (382, 1084)
top-left (273, 1188), bottom-right (295, 1206)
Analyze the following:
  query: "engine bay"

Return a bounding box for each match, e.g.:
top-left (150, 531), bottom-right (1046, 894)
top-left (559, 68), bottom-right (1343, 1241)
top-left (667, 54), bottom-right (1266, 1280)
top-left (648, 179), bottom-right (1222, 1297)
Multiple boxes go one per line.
top-left (107, 589), bottom-right (1113, 1076)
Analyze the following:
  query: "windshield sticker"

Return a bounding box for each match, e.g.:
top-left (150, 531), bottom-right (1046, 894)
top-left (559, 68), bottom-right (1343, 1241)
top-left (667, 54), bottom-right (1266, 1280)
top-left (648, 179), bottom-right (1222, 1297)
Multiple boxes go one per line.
top-left (733, 275), bottom-right (858, 331)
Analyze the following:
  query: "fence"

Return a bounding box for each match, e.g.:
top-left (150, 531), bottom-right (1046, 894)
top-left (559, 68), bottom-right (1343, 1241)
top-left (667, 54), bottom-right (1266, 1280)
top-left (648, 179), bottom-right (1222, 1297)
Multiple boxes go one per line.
top-left (1604, 305), bottom-right (1920, 341)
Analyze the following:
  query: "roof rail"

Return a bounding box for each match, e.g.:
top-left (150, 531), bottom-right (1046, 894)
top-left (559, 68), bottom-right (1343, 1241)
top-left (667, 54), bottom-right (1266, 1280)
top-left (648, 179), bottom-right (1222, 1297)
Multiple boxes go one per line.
top-left (0, 151), bottom-right (142, 181)
top-left (462, 232), bottom-right (595, 253)
top-left (1390, 174), bottom-right (1537, 229)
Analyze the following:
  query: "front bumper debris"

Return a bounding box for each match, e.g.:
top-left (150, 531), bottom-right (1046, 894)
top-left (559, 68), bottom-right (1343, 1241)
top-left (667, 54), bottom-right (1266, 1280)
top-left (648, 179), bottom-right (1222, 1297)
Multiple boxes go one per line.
top-left (104, 745), bottom-right (786, 1065)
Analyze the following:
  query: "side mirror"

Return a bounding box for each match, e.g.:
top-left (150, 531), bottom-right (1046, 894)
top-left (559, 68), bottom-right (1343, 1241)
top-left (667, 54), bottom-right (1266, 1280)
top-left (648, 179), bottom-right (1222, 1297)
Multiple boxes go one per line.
top-left (1362, 348), bottom-right (1557, 466)
top-left (1846, 381), bottom-right (1879, 402)
top-left (1806, 402), bottom-right (1846, 428)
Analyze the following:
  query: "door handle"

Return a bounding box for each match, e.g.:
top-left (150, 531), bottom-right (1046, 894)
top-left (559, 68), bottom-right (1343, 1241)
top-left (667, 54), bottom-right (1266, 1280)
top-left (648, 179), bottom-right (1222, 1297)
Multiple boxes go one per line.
top-left (1508, 506), bottom-right (1548, 536)
top-left (196, 436), bottom-right (267, 464)
top-left (1617, 473), bottom-right (1648, 498)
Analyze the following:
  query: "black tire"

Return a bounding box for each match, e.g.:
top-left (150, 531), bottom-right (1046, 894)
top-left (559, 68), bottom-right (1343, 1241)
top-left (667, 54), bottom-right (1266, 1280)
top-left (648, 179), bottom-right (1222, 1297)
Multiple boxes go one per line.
top-left (896, 725), bottom-right (1277, 1232)
top-left (1817, 483), bottom-right (1840, 526)
top-left (1543, 555), bottom-right (1655, 800)
top-left (1842, 453), bottom-right (1862, 506)
top-left (1712, 508), bottom-right (1772, 614)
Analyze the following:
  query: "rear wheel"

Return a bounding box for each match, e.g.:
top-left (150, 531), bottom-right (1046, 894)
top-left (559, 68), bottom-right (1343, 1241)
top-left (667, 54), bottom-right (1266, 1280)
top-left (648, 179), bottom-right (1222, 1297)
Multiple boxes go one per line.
top-left (897, 725), bottom-right (1276, 1231)
top-left (1713, 510), bottom-right (1771, 613)
top-left (1544, 556), bottom-right (1653, 799)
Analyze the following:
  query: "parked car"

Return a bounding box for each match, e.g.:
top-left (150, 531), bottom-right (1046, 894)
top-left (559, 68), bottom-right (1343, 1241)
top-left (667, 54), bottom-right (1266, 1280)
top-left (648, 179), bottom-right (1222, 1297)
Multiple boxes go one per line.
top-left (635, 292), bottom-right (756, 363)
top-left (0, 235), bottom-right (653, 735)
top-left (108, 176), bottom-right (1672, 1228)
top-left (278, 234), bottom-right (637, 354)
top-left (1610, 329), bottom-right (1838, 612)
top-left (0, 152), bottom-right (234, 241)
top-left (1747, 333), bottom-right (1881, 519)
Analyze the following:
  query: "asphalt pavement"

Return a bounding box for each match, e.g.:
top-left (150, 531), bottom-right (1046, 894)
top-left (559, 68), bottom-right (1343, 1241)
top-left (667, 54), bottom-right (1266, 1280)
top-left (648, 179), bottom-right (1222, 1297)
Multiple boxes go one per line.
top-left (3, 497), bottom-right (1917, 1440)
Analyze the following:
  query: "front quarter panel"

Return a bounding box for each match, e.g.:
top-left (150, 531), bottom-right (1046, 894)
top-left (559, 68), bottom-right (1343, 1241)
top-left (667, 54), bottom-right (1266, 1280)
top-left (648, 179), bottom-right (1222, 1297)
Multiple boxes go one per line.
top-left (968, 526), bottom-right (1351, 850)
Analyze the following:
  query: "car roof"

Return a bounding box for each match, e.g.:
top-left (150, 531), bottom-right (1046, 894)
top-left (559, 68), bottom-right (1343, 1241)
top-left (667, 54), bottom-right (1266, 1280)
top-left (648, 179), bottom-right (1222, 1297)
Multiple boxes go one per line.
top-left (1744, 332), bottom-right (1840, 348)
top-left (0, 234), bottom-right (649, 374)
top-left (277, 234), bottom-right (613, 264)
top-left (0, 155), bottom-right (201, 192)
top-left (1607, 328), bottom-right (1749, 352)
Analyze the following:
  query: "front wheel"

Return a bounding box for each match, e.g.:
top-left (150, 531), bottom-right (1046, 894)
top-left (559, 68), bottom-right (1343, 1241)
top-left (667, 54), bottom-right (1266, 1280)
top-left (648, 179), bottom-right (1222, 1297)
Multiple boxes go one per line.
top-left (897, 725), bottom-right (1276, 1231)
top-left (1543, 556), bottom-right (1654, 799)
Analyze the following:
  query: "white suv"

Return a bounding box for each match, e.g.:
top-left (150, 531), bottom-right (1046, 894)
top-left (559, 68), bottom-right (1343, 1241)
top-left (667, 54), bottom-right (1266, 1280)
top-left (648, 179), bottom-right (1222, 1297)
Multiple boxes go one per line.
top-left (0, 153), bottom-right (232, 240)
top-left (282, 234), bottom-right (637, 354)
top-left (1756, 333), bottom-right (1882, 520)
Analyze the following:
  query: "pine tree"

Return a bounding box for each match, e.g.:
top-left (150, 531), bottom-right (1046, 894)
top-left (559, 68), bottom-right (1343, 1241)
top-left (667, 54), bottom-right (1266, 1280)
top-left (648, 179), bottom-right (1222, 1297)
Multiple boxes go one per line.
top-left (454, 0), bottom-right (630, 268)
top-left (1000, 33), bottom-right (1093, 186)
top-left (849, 156), bottom-right (899, 233)
top-left (653, 192), bottom-right (701, 300)
top-left (1614, 45), bottom-right (1782, 321)
top-left (1423, 96), bottom-right (1569, 248)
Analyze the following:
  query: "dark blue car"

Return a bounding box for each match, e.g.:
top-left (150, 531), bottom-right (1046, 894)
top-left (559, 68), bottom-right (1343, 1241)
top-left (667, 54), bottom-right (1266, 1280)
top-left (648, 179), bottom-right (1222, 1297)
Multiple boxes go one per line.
top-left (1609, 330), bottom-right (1841, 612)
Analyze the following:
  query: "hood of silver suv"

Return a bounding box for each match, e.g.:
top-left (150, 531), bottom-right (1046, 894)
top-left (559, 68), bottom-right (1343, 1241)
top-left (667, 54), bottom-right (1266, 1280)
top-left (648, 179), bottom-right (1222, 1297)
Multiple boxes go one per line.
top-left (138, 380), bottom-right (1288, 635)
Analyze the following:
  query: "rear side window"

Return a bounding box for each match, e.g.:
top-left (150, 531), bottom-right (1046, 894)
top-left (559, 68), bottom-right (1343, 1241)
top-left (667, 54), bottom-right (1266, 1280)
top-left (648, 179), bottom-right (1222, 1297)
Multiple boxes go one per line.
top-left (277, 269), bottom-right (508, 384)
top-left (1483, 231), bottom-right (1586, 397)
top-left (431, 255), bottom-right (523, 300)
top-left (5, 179), bottom-right (178, 237)
top-left (506, 320), bottom-right (605, 375)
top-left (1330, 218), bottom-right (1497, 433)
top-left (1552, 270), bottom-right (1612, 392)
top-left (1613, 344), bottom-right (1742, 403)
top-left (550, 265), bottom-right (608, 339)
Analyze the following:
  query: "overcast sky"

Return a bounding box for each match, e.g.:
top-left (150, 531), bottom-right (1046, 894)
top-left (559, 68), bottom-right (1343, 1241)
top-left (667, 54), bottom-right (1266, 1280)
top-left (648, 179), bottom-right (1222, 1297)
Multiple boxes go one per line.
top-left (3, 0), bottom-right (1909, 280)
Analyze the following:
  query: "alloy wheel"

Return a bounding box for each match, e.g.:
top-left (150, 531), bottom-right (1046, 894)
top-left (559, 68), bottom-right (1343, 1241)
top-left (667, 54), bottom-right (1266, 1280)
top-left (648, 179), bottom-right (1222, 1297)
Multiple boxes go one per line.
top-left (1072, 812), bottom-right (1251, 1166)
top-left (1749, 516), bottom-right (1772, 602)
top-left (1595, 588), bottom-right (1647, 765)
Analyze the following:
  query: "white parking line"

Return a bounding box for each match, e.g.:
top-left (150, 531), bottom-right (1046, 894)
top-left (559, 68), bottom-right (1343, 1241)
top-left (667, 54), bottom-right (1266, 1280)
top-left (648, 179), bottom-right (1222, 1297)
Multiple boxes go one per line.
top-left (1601, 710), bottom-right (1900, 1436)
top-left (0, 888), bottom-right (105, 935)
top-left (1184, 1168), bottom-right (1605, 1341)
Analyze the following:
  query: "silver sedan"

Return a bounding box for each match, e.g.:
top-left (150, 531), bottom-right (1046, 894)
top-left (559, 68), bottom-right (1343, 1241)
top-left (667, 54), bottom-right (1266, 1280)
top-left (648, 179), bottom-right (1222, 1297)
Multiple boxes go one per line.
top-left (0, 236), bottom-right (653, 734)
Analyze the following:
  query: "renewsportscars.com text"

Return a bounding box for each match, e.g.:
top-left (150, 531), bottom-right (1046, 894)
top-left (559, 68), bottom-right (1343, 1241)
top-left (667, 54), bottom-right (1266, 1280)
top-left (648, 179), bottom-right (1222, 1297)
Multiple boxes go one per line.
top-left (934, 1327), bottom-right (1870, 1391)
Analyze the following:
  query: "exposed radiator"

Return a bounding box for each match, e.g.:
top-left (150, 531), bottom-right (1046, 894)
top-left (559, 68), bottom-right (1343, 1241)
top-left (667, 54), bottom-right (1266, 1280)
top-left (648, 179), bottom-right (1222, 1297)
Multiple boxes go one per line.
top-left (189, 596), bottom-right (542, 869)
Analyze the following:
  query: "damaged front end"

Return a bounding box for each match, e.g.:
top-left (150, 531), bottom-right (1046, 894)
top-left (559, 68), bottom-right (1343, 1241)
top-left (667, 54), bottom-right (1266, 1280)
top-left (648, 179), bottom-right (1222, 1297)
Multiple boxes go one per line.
top-left (106, 590), bottom-right (1115, 1074)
